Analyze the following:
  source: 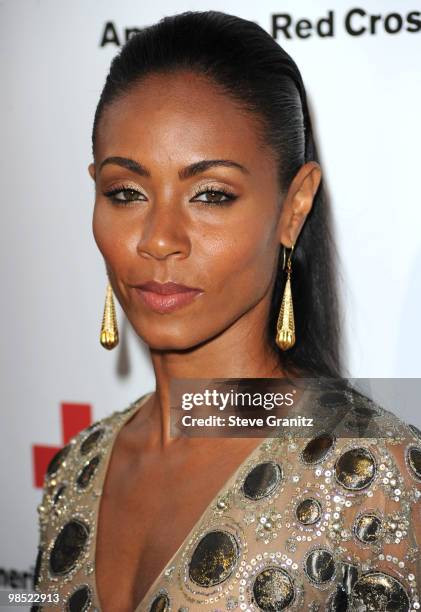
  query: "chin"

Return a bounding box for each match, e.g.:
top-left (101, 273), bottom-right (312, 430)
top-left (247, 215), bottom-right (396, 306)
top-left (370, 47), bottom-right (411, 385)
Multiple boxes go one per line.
top-left (134, 325), bottom-right (210, 352)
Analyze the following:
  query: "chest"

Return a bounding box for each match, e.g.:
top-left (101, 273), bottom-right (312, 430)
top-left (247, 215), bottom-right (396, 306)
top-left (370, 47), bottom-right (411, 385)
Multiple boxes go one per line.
top-left (94, 440), bottom-right (253, 611)
top-left (94, 466), bottom-right (183, 609)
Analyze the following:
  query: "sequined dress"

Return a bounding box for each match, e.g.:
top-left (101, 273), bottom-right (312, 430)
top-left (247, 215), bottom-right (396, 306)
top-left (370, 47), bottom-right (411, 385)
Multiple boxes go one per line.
top-left (33, 383), bottom-right (421, 611)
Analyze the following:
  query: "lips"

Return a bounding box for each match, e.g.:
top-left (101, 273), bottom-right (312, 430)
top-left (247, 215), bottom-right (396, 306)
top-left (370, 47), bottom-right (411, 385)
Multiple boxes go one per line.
top-left (132, 280), bottom-right (204, 313)
top-left (136, 281), bottom-right (202, 294)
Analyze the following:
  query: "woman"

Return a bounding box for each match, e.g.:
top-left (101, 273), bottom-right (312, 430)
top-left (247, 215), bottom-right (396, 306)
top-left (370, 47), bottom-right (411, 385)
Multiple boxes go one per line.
top-left (33, 10), bottom-right (421, 612)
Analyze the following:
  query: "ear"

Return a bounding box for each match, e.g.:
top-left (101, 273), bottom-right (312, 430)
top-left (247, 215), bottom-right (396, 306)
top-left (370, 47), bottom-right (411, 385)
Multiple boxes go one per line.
top-left (88, 162), bottom-right (96, 181)
top-left (276, 161), bottom-right (322, 247)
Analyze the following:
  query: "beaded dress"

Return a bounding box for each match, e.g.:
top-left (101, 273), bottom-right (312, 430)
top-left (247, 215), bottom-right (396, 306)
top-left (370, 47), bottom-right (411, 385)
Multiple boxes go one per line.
top-left (33, 383), bottom-right (421, 612)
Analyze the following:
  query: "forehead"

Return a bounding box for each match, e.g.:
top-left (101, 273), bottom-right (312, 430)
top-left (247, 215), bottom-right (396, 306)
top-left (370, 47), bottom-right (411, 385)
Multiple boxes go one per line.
top-left (95, 70), bottom-right (272, 168)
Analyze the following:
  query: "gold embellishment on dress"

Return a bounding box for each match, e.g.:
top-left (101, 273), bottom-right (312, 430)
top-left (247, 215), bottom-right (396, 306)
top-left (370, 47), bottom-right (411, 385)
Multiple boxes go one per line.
top-left (242, 461), bottom-right (283, 500)
top-left (295, 498), bottom-right (322, 526)
top-left (148, 589), bottom-right (171, 612)
top-left (33, 402), bottom-right (151, 610)
top-left (46, 444), bottom-right (72, 478)
top-left (225, 594), bottom-right (239, 609)
top-left (303, 548), bottom-right (336, 586)
top-left (408, 423), bottom-right (421, 442)
top-left (214, 493), bottom-right (231, 513)
top-left (252, 566), bottom-right (296, 609)
top-left (334, 447), bottom-right (377, 491)
top-left (300, 433), bottom-right (336, 465)
top-left (33, 546), bottom-right (43, 589)
top-left (353, 512), bottom-right (383, 544)
top-left (350, 572), bottom-right (410, 611)
top-left (177, 516), bottom-right (247, 604)
top-left (188, 530), bottom-right (239, 587)
top-left (75, 455), bottom-right (102, 491)
top-left (233, 447), bottom-right (289, 514)
top-left (32, 389), bottom-right (421, 611)
top-left (318, 390), bottom-right (350, 408)
top-left (326, 585), bottom-right (349, 611)
top-left (255, 509), bottom-right (283, 544)
top-left (406, 445), bottom-right (421, 481)
top-left (284, 485), bottom-right (331, 548)
top-left (63, 583), bottom-right (92, 611)
top-left (52, 483), bottom-right (67, 505)
top-left (79, 428), bottom-right (105, 456)
top-left (49, 519), bottom-right (90, 576)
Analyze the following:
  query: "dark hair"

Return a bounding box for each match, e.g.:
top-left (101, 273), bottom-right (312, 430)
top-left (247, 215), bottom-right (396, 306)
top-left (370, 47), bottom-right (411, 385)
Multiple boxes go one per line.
top-left (92, 10), bottom-right (346, 379)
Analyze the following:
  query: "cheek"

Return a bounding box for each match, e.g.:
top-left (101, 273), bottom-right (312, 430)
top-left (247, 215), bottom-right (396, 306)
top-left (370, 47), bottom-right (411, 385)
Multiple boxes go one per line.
top-left (92, 203), bottom-right (131, 266)
top-left (199, 217), bottom-right (277, 298)
top-left (92, 202), bottom-right (108, 257)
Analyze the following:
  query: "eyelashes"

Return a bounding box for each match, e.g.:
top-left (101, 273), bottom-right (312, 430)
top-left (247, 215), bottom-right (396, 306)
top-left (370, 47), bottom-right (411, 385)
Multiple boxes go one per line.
top-left (191, 184), bottom-right (237, 205)
top-left (102, 183), bottom-right (238, 207)
top-left (103, 186), bottom-right (145, 206)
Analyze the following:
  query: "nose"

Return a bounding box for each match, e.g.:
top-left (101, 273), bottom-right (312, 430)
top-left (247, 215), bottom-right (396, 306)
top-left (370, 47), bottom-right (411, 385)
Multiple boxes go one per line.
top-left (136, 201), bottom-right (190, 261)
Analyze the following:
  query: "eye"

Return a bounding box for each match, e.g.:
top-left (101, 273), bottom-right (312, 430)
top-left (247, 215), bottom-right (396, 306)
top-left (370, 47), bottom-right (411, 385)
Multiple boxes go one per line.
top-left (191, 186), bottom-right (237, 206)
top-left (103, 186), bottom-right (146, 205)
top-left (103, 184), bottom-right (237, 207)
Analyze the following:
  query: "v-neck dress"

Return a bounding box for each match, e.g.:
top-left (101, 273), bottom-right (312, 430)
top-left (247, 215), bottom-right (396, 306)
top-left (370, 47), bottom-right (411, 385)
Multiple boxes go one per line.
top-left (32, 384), bottom-right (421, 612)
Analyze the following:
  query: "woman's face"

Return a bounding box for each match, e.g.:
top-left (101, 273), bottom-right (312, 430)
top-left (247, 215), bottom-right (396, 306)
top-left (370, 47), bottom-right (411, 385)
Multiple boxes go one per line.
top-left (90, 70), bottom-right (290, 351)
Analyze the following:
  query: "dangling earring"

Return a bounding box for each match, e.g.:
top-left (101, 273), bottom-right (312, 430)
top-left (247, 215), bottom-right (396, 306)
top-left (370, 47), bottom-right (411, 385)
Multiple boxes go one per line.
top-left (100, 281), bottom-right (119, 350)
top-left (276, 243), bottom-right (296, 351)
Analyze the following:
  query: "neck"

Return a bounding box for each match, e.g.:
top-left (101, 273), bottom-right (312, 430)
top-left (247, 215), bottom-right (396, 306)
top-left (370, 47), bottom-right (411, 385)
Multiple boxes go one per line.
top-left (143, 302), bottom-right (292, 448)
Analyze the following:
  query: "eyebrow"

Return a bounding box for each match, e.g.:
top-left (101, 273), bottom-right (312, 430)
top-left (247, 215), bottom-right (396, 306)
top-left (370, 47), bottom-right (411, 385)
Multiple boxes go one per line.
top-left (98, 156), bottom-right (250, 179)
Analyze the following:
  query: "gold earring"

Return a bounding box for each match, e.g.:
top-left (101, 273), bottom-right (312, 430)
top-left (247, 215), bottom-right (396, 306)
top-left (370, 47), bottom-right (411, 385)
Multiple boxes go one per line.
top-left (100, 281), bottom-right (119, 350)
top-left (276, 243), bottom-right (295, 351)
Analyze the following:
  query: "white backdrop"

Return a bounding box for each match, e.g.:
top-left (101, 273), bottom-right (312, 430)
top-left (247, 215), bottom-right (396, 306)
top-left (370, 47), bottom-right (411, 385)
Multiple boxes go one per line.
top-left (1, 0), bottom-right (420, 597)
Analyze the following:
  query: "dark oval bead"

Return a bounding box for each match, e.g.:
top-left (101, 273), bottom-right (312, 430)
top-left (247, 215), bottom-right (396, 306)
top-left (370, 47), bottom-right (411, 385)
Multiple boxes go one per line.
top-left (295, 498), bottom-right (322, 525)
top-left (46, 444), bottom-right (71, 477)
top-left (66, 584), bottom-right (92, 612)
top-left (304, 548), bottom-right (335, 584)
top-left (350, 572), bottom-right (410, 611)
top-left (353, 513), bottom-right (382, 543)
top-left (340, 562), bottom-right (358, 592)
top-left (301, 432), bottom-right (335, 464)
top-left (33, 547), bottom-right (43, 588)
top-left (80, 428), bottom-right (105, 455)
top-left (188, 530), bottom-right (239, 587)
top-left (406, 445), bottom-right (421, 481)
top-left (408, 423), bottom-right (421, 442)
top-left (327, 585), bottom-right (348, 611)
top-left (242, 461), bottom-right (282, 500)
top-left (334, 447), bottom-right (376, 490)
top-left (76, 455), bottom-right (101, 489)
top-left (319, 391), bottom-right (349, 407)
top-left (149, 592), bottom-right (170, 612)
top-left (252, 567), bottom-right (295, 611)
top-left (352, 399), bottom-right (377, 418)
top-left (53, 484), bottom-right (67, 505)
top-left (49, 519), bottom-right (90, 576)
